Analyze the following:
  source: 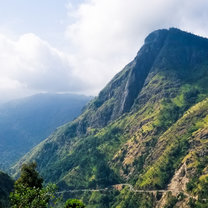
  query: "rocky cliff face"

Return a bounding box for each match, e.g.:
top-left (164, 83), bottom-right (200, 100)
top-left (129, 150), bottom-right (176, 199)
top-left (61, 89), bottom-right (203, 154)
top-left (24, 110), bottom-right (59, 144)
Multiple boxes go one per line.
top-left (12, 28), bottom-right (208, 208)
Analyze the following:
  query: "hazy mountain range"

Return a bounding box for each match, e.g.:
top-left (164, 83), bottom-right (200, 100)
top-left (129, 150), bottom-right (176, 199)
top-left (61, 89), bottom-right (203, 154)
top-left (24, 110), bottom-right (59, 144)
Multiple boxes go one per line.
top-left (0, 93), bottom-right (91, 170)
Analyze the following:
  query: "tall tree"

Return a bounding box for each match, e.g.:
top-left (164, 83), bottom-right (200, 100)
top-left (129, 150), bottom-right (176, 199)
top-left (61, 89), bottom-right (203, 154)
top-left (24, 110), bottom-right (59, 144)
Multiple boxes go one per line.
top-left (15, 162), bottom-right (43, 188)
top-left (10, 162), bottom-right (58, 208)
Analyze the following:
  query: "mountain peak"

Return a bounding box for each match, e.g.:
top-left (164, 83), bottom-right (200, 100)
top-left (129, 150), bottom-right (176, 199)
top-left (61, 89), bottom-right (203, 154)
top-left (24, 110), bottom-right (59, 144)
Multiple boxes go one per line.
top-left (144, 27), bottom-right (208, 46)
top-left (144, 28), bottom-right (185, 44)
top-left (70, 28), bottom-right (208, 130)
top-left (144, 29), bottom-right (168, 44)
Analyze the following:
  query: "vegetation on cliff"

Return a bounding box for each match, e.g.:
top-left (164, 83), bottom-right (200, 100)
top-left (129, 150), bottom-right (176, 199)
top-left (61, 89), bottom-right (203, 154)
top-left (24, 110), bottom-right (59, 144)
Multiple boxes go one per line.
top-left (12, 28), bottom-right (208, 207)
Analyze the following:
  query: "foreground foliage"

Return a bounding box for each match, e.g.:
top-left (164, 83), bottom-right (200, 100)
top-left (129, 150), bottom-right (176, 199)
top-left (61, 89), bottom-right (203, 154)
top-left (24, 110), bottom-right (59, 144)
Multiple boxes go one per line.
top-left (10, 162), bottom-right (58, 208)
top-left (0, 171), bottom-right (13, 207)
top-left (64, 199), bottom-right (85, 208)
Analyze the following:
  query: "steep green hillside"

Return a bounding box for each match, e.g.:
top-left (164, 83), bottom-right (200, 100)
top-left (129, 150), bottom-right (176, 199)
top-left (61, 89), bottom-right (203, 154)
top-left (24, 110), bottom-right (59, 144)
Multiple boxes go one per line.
top-left (12, 28), bottom-right (208, 207)
top-left (0, 171), bottom-right (13, 207)
top-left (0, 93), bottom-right (91, 170)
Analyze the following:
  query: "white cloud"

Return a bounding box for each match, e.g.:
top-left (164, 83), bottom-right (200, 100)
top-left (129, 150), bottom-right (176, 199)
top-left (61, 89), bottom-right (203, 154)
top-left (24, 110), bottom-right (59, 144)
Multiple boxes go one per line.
top-left (0, 33), bottom-right (88, 102)
top-left (1, 0), bottom-right (208, 102)
top-left (65, 0), bottom-right (208, 94)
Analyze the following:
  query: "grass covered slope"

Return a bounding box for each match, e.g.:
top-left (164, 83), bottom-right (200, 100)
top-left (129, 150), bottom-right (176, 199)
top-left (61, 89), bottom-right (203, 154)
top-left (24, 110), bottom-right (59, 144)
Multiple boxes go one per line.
top-left (12, 28), bottom-right (208, 207)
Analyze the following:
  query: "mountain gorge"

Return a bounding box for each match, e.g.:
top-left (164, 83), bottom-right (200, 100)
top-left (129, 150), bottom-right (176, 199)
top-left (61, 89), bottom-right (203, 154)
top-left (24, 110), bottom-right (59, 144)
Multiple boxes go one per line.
top-left (0, 93), bottom-right (91, 170)
top-left (12, 28), bottom-right (208, 208)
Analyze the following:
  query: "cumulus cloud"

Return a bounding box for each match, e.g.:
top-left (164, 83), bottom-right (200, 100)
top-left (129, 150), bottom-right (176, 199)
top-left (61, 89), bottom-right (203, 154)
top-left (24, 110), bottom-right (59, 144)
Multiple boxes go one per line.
top-left (0, 33), bottom-right (88, 102)
top-left (1, 0), bottom-right (208, 102)
top-left (65, 0), bottom-right (208, 94)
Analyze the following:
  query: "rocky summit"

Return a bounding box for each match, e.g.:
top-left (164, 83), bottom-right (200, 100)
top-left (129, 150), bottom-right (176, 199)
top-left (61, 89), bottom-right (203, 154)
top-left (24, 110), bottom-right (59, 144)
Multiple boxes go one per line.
top-left (12, 28), bottom-right (208, 207)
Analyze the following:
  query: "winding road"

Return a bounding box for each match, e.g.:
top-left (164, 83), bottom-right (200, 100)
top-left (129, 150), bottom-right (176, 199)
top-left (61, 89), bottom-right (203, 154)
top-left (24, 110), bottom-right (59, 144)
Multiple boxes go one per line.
top-left (56, 183), bottom-right (189, 197)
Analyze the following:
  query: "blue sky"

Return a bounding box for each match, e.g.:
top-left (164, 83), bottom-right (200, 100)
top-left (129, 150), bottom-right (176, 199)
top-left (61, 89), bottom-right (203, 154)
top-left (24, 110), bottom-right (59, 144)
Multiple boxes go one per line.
top-left (0, 0), bottom-right (70, 47)
top-left (0, 0), bottom-right (208, 102)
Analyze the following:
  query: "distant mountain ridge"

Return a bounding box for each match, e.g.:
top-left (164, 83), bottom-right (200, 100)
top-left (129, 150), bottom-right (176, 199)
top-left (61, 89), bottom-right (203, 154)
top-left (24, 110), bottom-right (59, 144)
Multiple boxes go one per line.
top-left (12, 28), bottom-right (208, 207)
top-left (0, 93), bottom-right (91, 170)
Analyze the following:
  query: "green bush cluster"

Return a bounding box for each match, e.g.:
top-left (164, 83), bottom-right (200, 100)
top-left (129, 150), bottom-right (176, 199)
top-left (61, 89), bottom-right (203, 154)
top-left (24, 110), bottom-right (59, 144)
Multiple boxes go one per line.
top-left (10, 162), bottom-right (85, 208)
